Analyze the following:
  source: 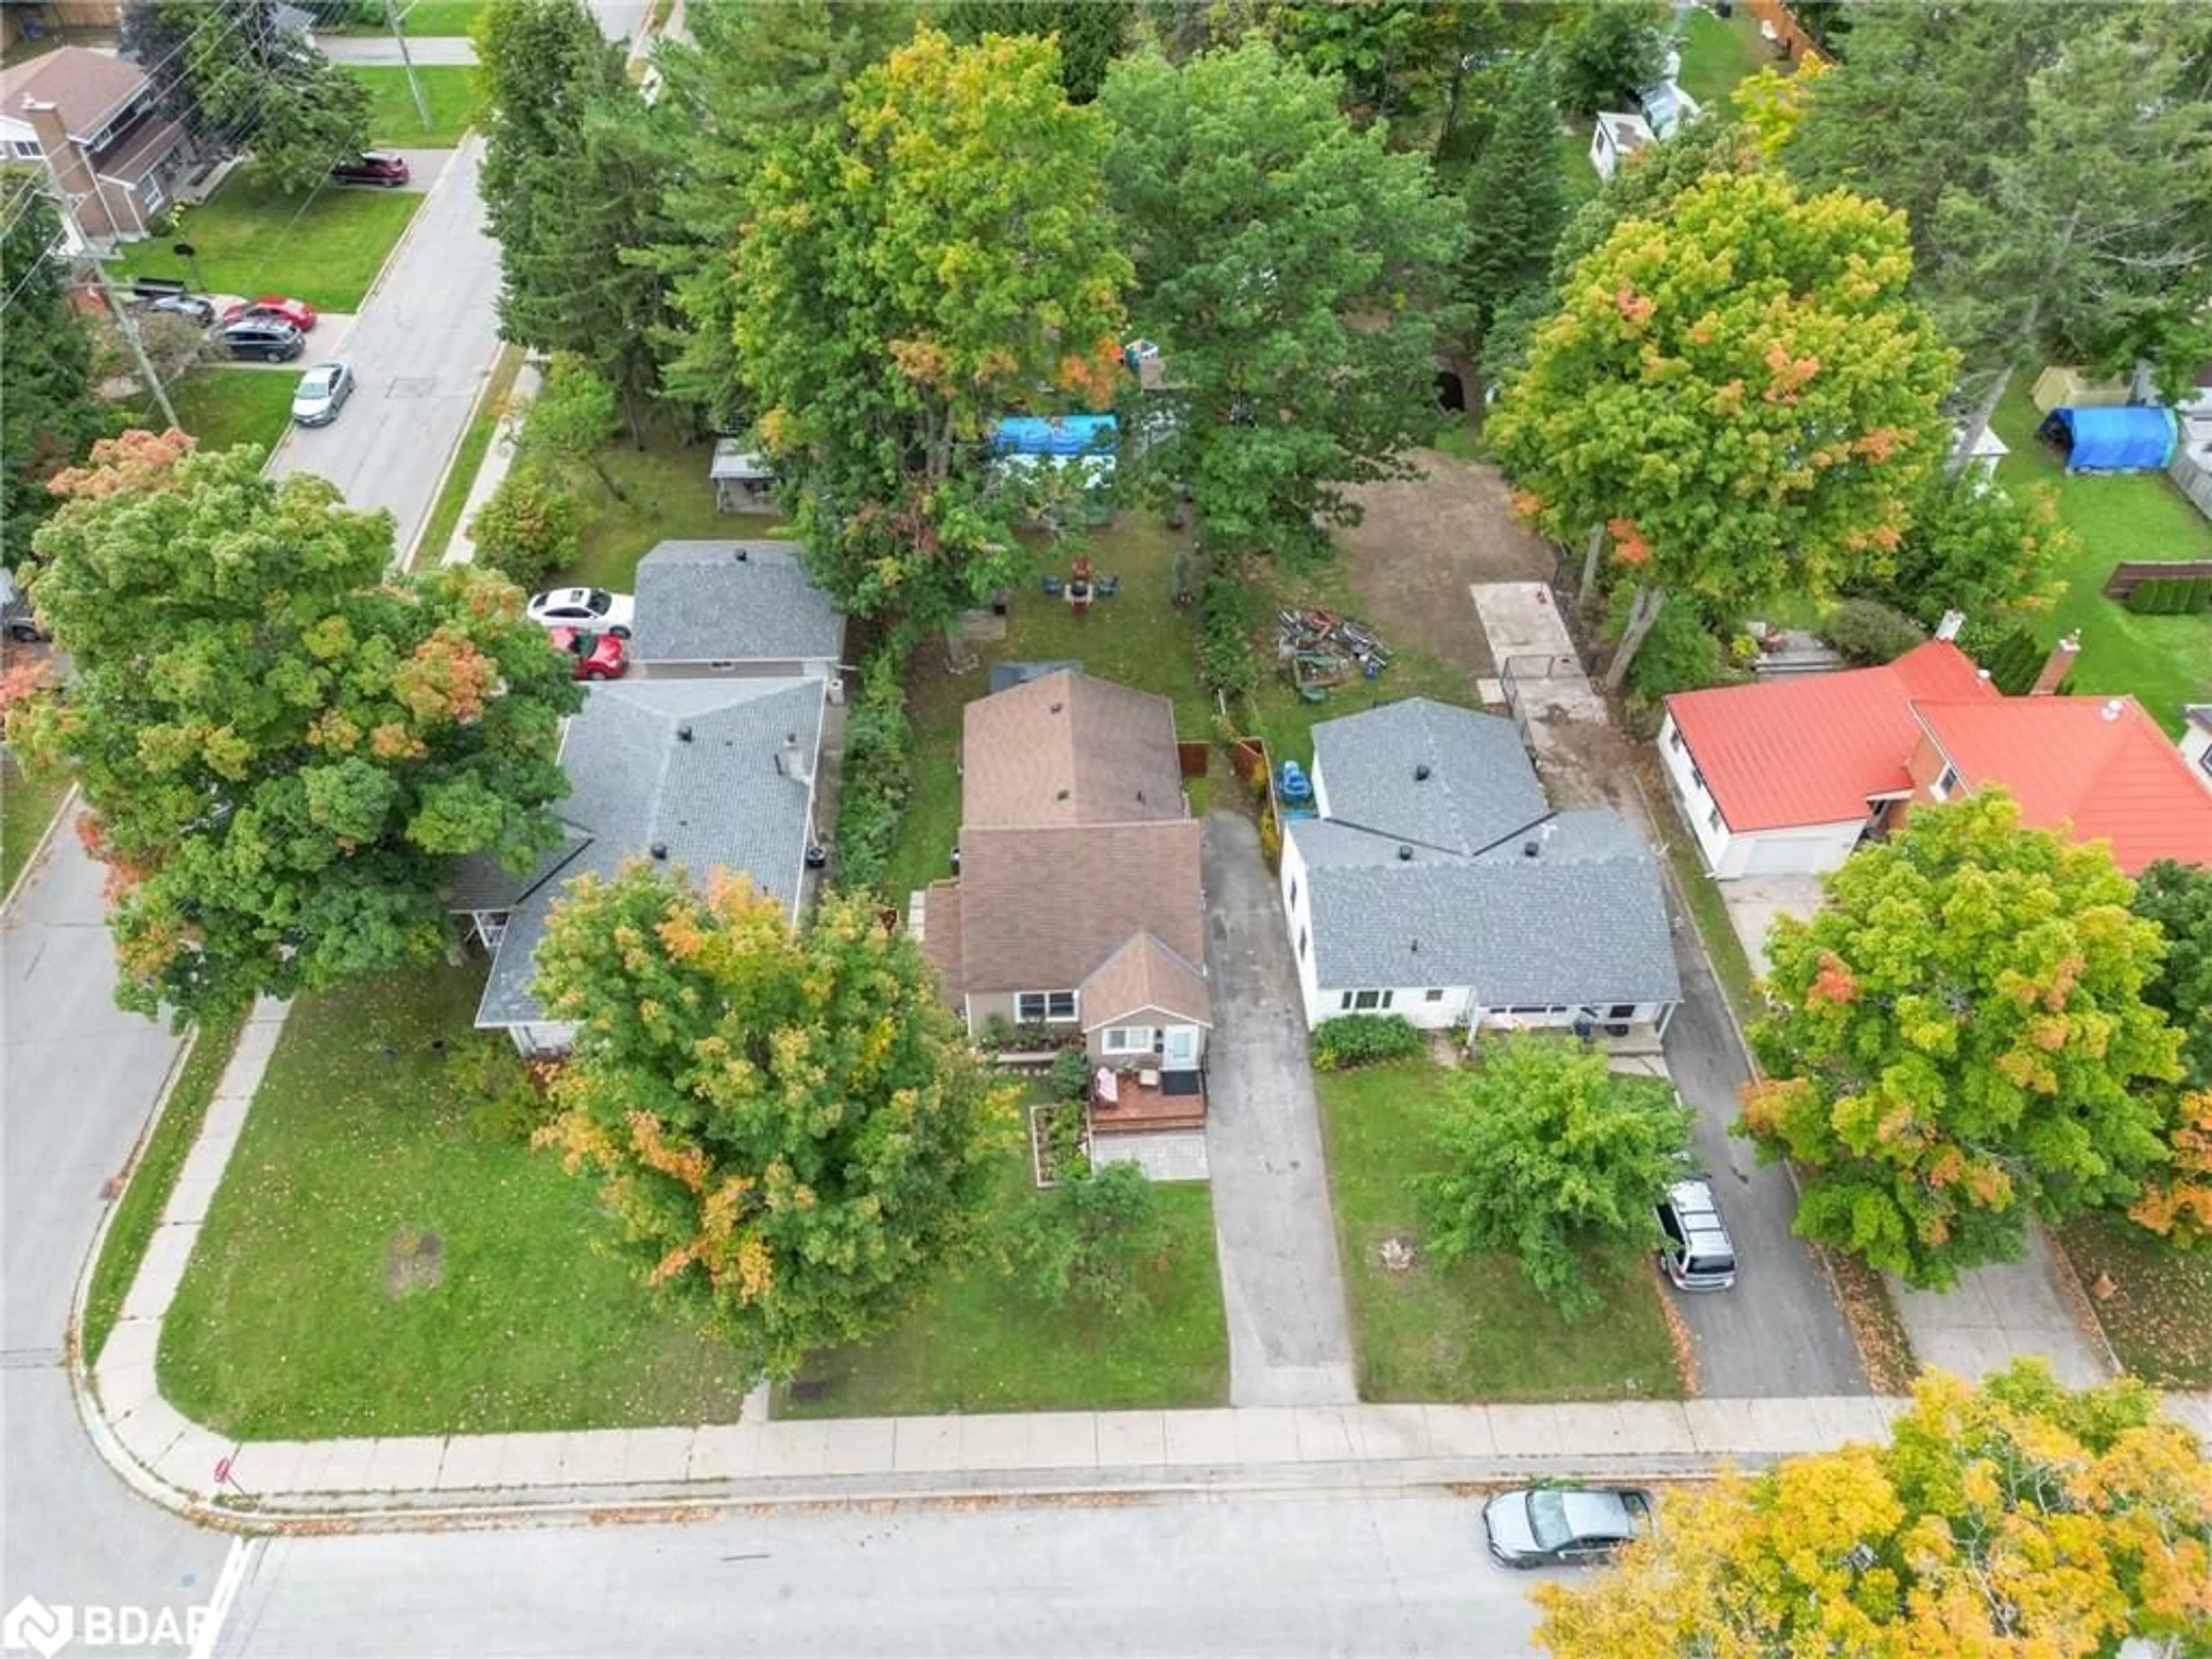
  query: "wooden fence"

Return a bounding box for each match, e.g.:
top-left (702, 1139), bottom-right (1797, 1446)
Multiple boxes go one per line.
top-left (2103, 560), bottom-right (2212, 600)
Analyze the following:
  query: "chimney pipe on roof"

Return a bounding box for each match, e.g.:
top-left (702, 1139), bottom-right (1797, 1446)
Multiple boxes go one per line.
top-left (2031, 630), bottom-right (2082, 696)
top-left (2101, 698), bottom-right (2124, 722)
top-left (650, 842), bottom-right (668, 860)
top-left (1397, 845), bottom-right (1414, 861)
top-left (676, 724), bottom-right (693, 743)
top-left (775, 733), bottom-right (812, 785)
top-left (1415, 763), bottom-right (1431, 781)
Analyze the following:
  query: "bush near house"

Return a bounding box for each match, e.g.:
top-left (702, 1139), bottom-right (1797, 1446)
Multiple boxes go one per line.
top-left (2123, 575), bottom-right (2212, 616)
top-left (834, 643), bottom-right (915, 895)
top-left (1312, 1014), bottom-right (1425, 1070)
top-left (1820, 596), bottom-right (1927, 665)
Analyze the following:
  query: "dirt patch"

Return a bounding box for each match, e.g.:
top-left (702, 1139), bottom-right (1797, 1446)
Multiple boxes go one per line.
top-left (385, 1228), bottom-right (444, 1297)
top-left (1336, 449), bottom-right (1560, 679)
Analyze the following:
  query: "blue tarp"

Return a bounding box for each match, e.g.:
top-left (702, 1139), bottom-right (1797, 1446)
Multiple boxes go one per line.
top-left (2037, 406), bottom-right (2179, 473)
top-left (991, 414), bottom-right (1118, 456)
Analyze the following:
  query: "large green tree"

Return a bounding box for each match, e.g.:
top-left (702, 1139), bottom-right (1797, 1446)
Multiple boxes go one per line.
top-left (1488, 168), bottom-right (1956, 687)
top-left (1459, 47), bottom-right (1567, 354)
top-left (943, 0), bottom-right (1128, 102)
top-left (1843, 471), bottom-right (2071, 630)
top-left (1100, 39), bottom-right (1467, 561)
top-left (7, 434), bottom-right (579, 1023)
top-left (532, 867), bottom-right (1016, 1381)
top-left (733, 26), bottom-right (1130, 623)
top-left (1535, 1363), bottom-right (2212, 1659)
top-left (1415, 1037), bottom-right (1694, 1317)
top-left (1, 174), bottom-right (106, 573)
top-left (1554, 0), bottom-right (1666, 118)
top-left (1786, 3), bottom-right (2212, 470)
top-left (122, 1), bottom-right (366, 185)
top-left (643, 0), bottom-right (914, 431)
top-left (2133, 860), bottom-right (2212, 1092)
top-left (1743, 793), bottom-right (2183, 1288)
top-left (478, 0), bottom-right (672, 438)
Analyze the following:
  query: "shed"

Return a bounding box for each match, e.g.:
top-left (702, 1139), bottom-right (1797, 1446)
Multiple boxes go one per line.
top-left (1589, 112), bottom-right (1654, 182)
top-left (2030, 365), bottom-right (2130, 414)
top-left (710, 439), bottom-right (775, 512)
top-left (2037, 407), bottom-right (2179, 474)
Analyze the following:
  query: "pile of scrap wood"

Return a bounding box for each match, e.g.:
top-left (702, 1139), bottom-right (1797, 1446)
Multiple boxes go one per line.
top-left (1276, 608), bottom-right (1391, 694)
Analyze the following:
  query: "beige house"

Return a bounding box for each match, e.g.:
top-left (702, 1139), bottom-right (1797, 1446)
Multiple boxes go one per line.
top-left (1, 46), bottom-right (189, 242)
top-left (917, 670), bottom-right (1210, 1130)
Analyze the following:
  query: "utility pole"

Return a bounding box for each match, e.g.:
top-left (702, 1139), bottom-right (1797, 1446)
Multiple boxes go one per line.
top-left (382, 0), bottom-right (434, 134)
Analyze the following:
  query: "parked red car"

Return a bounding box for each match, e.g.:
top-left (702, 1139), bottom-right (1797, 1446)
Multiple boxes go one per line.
top-left (548, 626), bottom-right (627, 681)
top-left (223, 295), bottom-right (317, 331)
top-left (331, 150), bottom-right (410, 188)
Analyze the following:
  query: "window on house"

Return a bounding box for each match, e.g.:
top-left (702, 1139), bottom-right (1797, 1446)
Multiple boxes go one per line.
top-left (1342, 989), bottom-right (1392, 1012)
top-left (1707, 805), bottom-right (1722, 832)
top-left (1101, 1026), bottom-right (1156, 1056)
top-left (1931, 765), bottom-right (1960, 800)
top-left (1689, 764), bottom-right (1709, 795)
top-left (1287, 875), bottom-right (1298, 909)
top-left (140, 175), bottom-right (165, 215)
top-left (1425, 988), bottom-right (1445, 1003)
top-left (9, 139), bottom-right (41, 161)
top-left (1297, 926), bottom-right (1308, 961)
top-left (2200, 746), bottom-right (2212, 780)
top-left (1668, 725), bottom-right (1683, 752)
top-left (1017, 991), bottom-right (1078, 1023)
top-left (1608, 1004), bottom-right (1636, 1020)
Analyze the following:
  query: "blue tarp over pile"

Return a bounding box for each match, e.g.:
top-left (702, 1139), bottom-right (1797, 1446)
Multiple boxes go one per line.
top-left (991, 414), bottom-right (1118, 456)
top-left (2037, 406), bottom-right (2179, 473)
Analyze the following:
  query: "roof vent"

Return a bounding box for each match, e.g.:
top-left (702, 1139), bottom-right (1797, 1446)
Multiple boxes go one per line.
top-left (1522, 839), bottom-right (1540, 858)
top-left (1049, 700), bottom-right (1064, 714)
top-left (1414, 763), bottom-right (1431, 782)
top-left (1397, 844), bottom-right (1414, 861)
top-left (676, 724), bottom-right (693, 743)
top-left (1410, 938), bottom-right (1420, 953)
top-left (734, 547), bottom-right (749, 562)
top-left (2101, 698), bottom-right (2124, 722)
top-left (650, 842), bottom-right (668, 860)
top-left (1056, 787), bottom-right (1071, 801)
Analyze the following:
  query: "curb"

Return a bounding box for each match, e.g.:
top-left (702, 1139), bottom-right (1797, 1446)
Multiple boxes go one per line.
top-left (1, 779), bottom-right (79, 918)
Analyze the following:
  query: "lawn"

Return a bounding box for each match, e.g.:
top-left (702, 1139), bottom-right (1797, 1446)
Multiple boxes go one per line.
top-left (82, 1010), bottom-right (248, 1369)
top-left (1316, 1060), bottom-right (1684, 1403)
top-left (1556, 120), bottom-right (1600, 213)
top-left (411, 343), bottom-right (525, 567)
top-left (164, 368), bottom-right (299, 457)
top-left (158, 963), bottom-right (753, 1438)
top-left (1675, 6), bottom-right (1771, 109)
top-left (1990, 384), bottom-right (2212, 735)
top-left (113, 165), bottom-right (422, 314)
top-left (1, 748), bottom-right (70, 897)
top-left (781, 1146), bottom-right (1229, 1418)
top-left (561, 430), bottom-right (782, 593)
top-left (353, 65), bottom-right (487, 149)
top-left (397, 0), bottom-right (486, 32)
top-left (881, 514), bottom-right (1210, 908)
top-left (2058, 1211), bottom-right (2212, 1389)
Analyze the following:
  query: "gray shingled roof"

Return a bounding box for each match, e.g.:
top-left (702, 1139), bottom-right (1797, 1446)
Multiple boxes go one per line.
top-left (628, 541), bottom-right (844, 666)
top-left (472, 677), bottom-right (824, 1028)
top-left (1296, 698), bottom-right (1677, 1009)
top-left (1311, 698), bottom-right (1548, 854)
top-left (1290, 813), bottom-right (1680, 1007)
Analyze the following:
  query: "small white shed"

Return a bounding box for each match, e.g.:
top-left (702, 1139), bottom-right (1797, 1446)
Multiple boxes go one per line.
top-left (710, 440), bottom-right (775, 513)
top-left (1590, 112), bottom-right (1655, 182)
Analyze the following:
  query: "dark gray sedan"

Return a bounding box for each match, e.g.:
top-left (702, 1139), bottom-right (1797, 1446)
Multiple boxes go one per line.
top-left (1482, 1484), bottom-right (1653, 1568)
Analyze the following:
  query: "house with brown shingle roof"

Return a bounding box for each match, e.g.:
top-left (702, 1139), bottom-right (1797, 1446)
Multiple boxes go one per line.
top-left (1, 46), bottom-right (189, 242)
top-left (917, 669), bottom-right (1211, 1131)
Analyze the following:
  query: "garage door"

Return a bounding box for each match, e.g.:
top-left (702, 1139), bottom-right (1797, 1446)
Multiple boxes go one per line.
top-left (1742, 834), bottom-right (1835, 877)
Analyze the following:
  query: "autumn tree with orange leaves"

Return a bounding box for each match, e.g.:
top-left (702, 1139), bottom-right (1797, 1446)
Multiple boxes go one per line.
top-left (532, 868), bottom-right (1016, 1381)
top-left (1487, 168), bottom-right (1956, 689)
top-left (1534, 1361), bottom-right (2212, 1659)
top-left (1743, 792), bottom-right (2181, 1287)
top-left (5, 434), bottom-right (579, 1023)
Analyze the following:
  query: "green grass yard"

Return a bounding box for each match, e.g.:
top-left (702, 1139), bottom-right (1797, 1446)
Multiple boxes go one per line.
top-left (562, 430), bottom-right (782, 593)
top-left (1990, 384), bottom-right (2212, 735)
top-left (115, 165), bottom-right (421, 314)
top-left (782, 1148), bottom-right (1229, 1417)
top-left (2058, 1211), bottom-right (2212, 1389)
top-left (1675, 6), bottom-right (1772, 109)
top-left (83, 1010), bottom-right (248, 1368)
top-left (354, 66), bottom-right (486, 149)
top-left (882, 514), bottom-right (1212, 908)
top-left (158, 963), bottom-right (753, 1439)
top-left (1316, 1060), bottom-right (1684, 1403)
top-left (1, 749), bottom-right (70, 897)
top-left (164, 368), bottom-right (300, 458)
top-left (397, 0), bottom-right (486, 33)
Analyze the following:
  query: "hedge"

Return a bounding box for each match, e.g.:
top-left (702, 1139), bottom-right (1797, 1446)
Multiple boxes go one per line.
top-left (1311, 1014), bottom-right (1425, 1070)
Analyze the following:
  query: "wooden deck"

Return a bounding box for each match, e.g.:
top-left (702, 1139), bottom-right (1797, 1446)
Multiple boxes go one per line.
top-left (1089, 1069), bottom-right (1206, 1135)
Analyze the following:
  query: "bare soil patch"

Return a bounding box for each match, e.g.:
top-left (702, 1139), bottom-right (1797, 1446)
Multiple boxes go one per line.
top-left (385, 1228), bottom-right (444, 1297)
top-left (1336, 449), bottom-right (1559, 680)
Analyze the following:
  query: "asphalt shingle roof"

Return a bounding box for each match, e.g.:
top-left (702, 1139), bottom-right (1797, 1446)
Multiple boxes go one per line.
top-left (1311, 698), bottom-right (1548, 854)
top-left (1295, 698), bottom-right (1678, 1009)
top-left (471, 677), bottom-right (823, 1027)
top-left (627, 541), bottom-right (844, 666)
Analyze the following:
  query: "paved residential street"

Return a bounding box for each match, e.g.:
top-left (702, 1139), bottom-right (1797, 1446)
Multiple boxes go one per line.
top-left (1200, 813), bottom-right (1359, 1408)
top-left (1, 812), bottom-right (229, 1652)
top-left (266, 137), bottom-right (503, 563)
top-left (1657, 895), bottom-right (1869, 1397)
top-left (220, 1493), bottom-right (1544, 1659)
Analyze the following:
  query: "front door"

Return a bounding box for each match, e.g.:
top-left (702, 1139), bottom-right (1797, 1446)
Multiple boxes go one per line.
top-left (1161, 1025), bottom-right (1199, 1070)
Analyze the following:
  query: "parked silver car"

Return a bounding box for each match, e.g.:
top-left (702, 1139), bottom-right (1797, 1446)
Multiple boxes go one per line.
top-left (1656, 1176), bottom-right (1738, 1291)
top-left (291, 362), bottom-right (355, 427)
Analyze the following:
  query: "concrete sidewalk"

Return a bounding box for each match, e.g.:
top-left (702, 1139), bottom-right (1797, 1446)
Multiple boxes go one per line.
top-left (440, 357), bottom-right (540, 566)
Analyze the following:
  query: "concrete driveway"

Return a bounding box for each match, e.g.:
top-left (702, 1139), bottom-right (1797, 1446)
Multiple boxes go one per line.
top-left (1199, 813), bottom-right (1357, 1407)
top-left (1659, 877), bottom-right (1870, 1396)
top-left (1891, 1228), bottom-right (2115, 1388)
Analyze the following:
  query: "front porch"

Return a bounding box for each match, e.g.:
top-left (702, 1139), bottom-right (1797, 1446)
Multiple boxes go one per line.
top-left (1090, 1065), bottom-right (1206, 1134)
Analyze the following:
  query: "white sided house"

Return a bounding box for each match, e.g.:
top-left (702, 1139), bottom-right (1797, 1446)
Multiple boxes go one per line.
top-left (1279, 699), bottom-right (1680, 1037)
